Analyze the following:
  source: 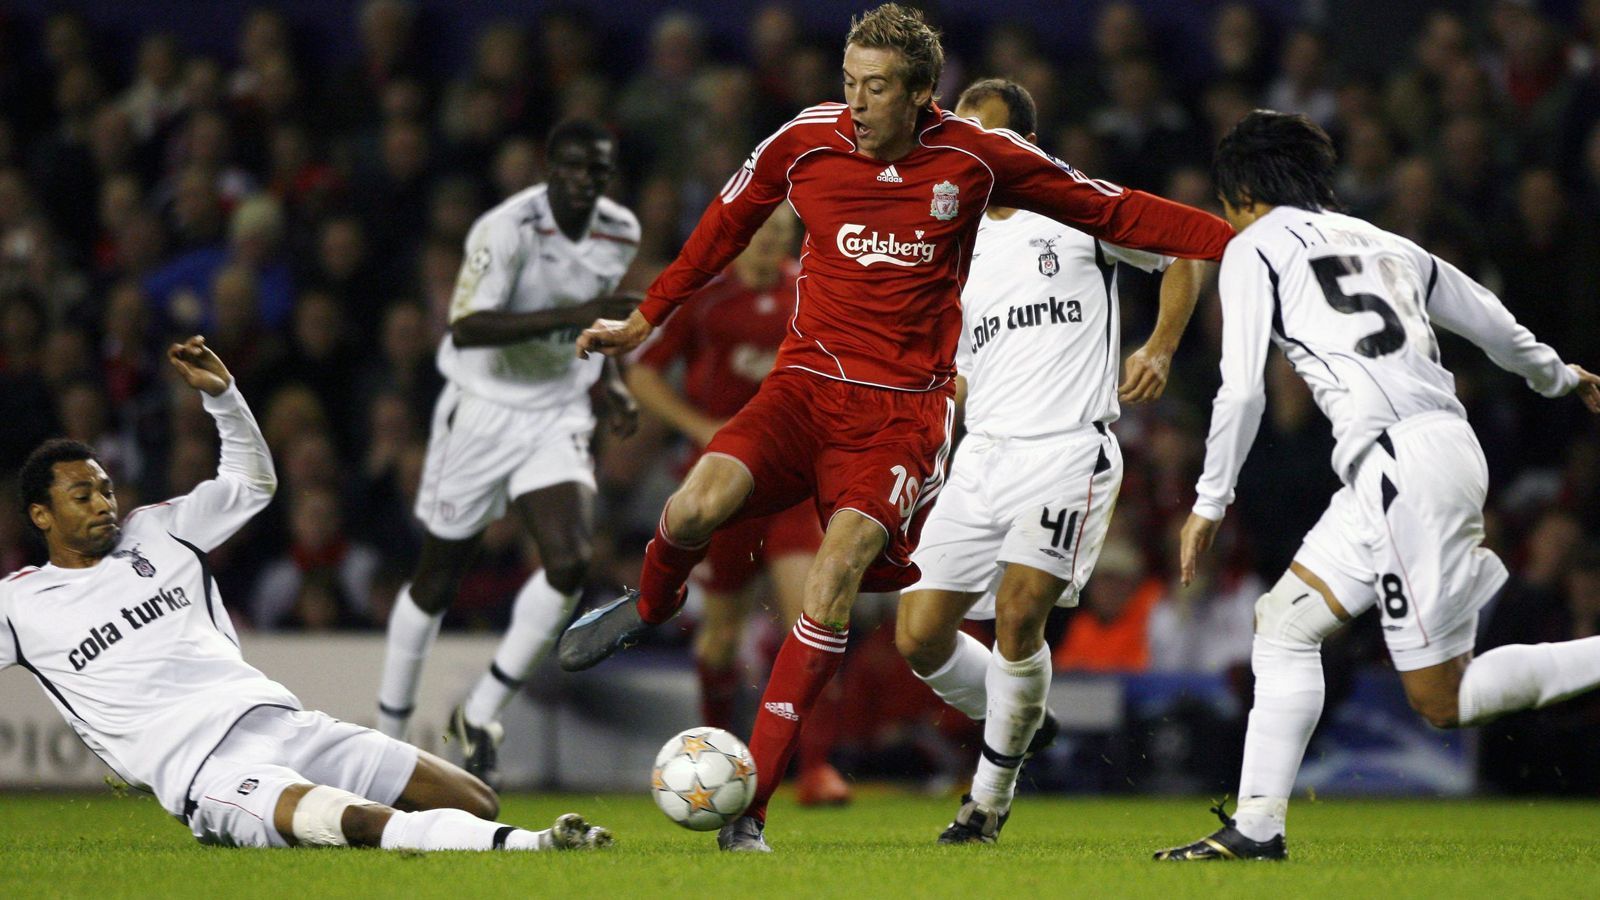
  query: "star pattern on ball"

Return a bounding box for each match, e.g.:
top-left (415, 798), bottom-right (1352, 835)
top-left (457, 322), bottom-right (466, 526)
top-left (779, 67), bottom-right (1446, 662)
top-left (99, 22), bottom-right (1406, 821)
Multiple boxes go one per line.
top-left (680, 776), bottom-right (717, 813)
top-left (651, 768), bottom-right (666, 791)
top-left (680, 732), bottom-right (713, 760)
top-left (730, 754), bottom-right (755, 781)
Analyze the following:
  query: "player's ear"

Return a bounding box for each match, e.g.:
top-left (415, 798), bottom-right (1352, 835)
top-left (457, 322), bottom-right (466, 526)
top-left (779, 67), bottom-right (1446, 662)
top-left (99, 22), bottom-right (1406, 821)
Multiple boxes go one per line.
top-left (1025, 131), bottom-right (1038, 146)
top-left (29, 500), bottom-right (52, 535)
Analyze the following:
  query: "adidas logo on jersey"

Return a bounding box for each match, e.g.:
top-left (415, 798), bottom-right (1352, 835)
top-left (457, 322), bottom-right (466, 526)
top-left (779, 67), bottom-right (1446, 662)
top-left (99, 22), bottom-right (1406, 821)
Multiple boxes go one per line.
top-left (764, 702), bottom-right (800, 721)
top-left (876, 165), bottom-right (903, 183)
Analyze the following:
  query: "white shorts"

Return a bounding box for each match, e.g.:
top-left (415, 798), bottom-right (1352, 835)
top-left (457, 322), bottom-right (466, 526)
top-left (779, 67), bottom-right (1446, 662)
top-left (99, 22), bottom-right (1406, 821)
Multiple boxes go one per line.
top-left (186, 706), bottom-right (418, 848)
top-left (1294, 412), bottom-right (1508, 672)
top-left (415, 382), bottom-right (596, 539)
top-left (907, 425), bottom-right (1123, 619)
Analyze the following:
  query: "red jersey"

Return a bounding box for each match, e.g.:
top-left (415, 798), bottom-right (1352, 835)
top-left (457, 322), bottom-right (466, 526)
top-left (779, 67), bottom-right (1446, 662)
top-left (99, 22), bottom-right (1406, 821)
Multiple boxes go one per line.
top-left (633, 260), bottom-right (801, 419)
top-left (638, 102), bottom-right (1233, 392)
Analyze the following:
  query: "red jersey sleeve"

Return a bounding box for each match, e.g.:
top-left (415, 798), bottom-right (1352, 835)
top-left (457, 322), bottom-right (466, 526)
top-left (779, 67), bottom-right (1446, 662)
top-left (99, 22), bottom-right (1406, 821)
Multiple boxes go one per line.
top-left (980, 128), bottom-right (1233, 261)
top-left (637, 105), bottom-right (843, 326)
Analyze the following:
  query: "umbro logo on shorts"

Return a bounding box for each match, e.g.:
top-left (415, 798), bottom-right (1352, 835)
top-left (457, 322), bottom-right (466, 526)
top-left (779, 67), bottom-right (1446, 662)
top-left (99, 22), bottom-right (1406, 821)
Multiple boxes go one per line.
top-left (237, 778), bottom-right (259, 796)
top-left (876, 165), bottom-right (903, 183)
top-left (764, 701), bottom-right (800, 721)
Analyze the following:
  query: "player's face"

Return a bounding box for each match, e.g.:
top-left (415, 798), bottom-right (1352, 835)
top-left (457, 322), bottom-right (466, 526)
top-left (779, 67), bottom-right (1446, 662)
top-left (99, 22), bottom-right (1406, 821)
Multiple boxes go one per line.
top-left (36, 460), bottom-right (121, 558)
top-left (843, 43), bottom-right (931, 159)
top-left (546, 138), bottom-right (616, 219)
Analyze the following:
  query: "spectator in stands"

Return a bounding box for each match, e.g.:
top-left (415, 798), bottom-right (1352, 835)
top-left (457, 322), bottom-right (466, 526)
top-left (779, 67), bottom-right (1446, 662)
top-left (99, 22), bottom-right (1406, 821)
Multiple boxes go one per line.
top-left (251, 486), bottom-right (380, 631)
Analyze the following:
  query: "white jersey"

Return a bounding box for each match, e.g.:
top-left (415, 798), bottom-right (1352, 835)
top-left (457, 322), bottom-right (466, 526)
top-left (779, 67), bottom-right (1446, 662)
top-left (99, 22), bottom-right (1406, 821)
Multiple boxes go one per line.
top-left (1194, 205), bottom-right (1577, 520)
top-left (437, 184), bottom-right (640, 410)
top-left (0, 384), bottom-right (289, 817)
top-left (956, 209), bottom-right (1171, 438)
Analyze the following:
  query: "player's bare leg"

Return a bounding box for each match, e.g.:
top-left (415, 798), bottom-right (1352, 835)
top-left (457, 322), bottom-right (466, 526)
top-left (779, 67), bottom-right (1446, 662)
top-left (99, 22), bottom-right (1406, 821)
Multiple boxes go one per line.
top-left (559, 454), bottom-right (752, 670)
top-left (897, 588), bottom-right (1063, 788)
top-left (770, 552), bottom-right (851, 806)
top-left (450, 484), bottom-right (596, 781)
top-left (939, 564), bottom-right (1066, 844)
top-left (898, 588), bottom-right (986, 712)
top-left (695, 586), bottom-right (749, 728)
top-left (268, 761), bottom-right (612, 852)
top-left (1156, 562), bottom-right (1344, 861)
top-left (1404, 635), bottom-right (1600, 729)
top-left (722, 511), bottom-right (883, 851)
top-left (376, 533), bottom-right (483, 738)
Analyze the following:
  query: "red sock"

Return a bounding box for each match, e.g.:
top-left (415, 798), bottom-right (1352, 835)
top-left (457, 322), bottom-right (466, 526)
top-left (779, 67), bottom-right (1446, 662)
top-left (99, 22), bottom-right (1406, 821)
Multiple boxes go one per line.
top-left (638, 509), bottom-right (706, 624)
top-left (745, 615), bottom-right (848, 821)
top-left (697, 659), bottom-right (740, 730)
top-left (798, 671), bottom-right (844, 773)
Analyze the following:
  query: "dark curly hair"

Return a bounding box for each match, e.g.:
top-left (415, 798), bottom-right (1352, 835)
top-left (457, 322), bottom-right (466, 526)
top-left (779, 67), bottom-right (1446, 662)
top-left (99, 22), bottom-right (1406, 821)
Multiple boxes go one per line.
top-left (18, 438), bottom-right (98, 535)
top-left (1212, 109), bottom-right (1341, 212)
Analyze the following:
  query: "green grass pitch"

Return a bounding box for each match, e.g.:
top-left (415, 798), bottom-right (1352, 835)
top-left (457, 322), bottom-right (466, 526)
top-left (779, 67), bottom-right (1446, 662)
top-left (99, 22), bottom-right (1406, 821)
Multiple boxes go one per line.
top-left (2, 789), bottom-right (1595, 898)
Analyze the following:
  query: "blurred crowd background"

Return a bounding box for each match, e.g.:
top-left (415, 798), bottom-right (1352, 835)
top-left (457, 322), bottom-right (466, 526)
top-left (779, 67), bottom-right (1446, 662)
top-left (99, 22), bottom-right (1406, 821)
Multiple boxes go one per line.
top-left (2, 0), bottom-right (1599, 793)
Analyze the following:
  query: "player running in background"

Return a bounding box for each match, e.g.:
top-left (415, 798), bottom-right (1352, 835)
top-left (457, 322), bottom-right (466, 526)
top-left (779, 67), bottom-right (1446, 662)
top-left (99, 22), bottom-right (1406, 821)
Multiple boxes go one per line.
top-left (628, 209), bottom-right (850, 807)
top-left (0, 337), bottom-right (611, 852)
top-left (1156, 111), bottom-right (1600, 861)
top-left (895, 78), bottom-right (1208, 844)
top-left (374, 118), bottom-right (641, 781)
top-left (559, 4), bottom-right (1232, 852)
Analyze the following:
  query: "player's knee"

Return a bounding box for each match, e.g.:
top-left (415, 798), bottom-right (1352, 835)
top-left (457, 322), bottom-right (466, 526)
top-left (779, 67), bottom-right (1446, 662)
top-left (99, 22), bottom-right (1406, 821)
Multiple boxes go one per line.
top-left (408, 572), bottom-right (456, 615)
top-left (542, 555), bottom-right (590, 596)
top-left (895, 615), bottom-right (955, 674)
top-left (1254, 570), bottom-right (1342, 649)
top-left (667, 488), bottom-right (732, 541)
top-left (289, 785), bottom-right (367, 847)
top-left (445, 771), bottom-right (499, 820)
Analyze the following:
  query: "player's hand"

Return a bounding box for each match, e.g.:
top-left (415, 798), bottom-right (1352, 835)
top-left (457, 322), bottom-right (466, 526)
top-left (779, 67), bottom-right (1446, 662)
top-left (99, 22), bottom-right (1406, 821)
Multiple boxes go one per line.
top-left (572, 293), bottom-right (642, 327)
top-left (1178, 512), bottom-right (1220, 587)
top-left (167, 335), bottom-right (232, 397)
top-left (577, 309), bottom-right (653, 359)
top-left (601, 381), bottom-right (639, 437)
top-left (1119, 344), bottom-right (1172, 404)
top-left (1569, 364), bottom-right (1600, 413)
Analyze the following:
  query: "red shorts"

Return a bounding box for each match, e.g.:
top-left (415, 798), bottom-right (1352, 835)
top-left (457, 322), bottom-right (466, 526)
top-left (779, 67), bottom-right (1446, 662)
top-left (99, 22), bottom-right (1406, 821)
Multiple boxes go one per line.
top-left (703, 369), bottom-right (956, 592)
top-left (694, 500), bottom-right (823, 595)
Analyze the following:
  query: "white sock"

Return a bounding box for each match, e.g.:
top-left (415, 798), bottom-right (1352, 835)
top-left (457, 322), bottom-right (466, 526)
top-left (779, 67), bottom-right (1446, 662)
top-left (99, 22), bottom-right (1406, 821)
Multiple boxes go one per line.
top-left (1458, 636), bottom-right (1600, 726)
top-left (463, 571), bottom-right (580, 726)
top-left (378, 809), bottom-right (554, 851)
top-left (1233, 634), bottom-right (1325, 842)
top-left (915, 631), bottom-right (991, 720)
top-left (969, 644), bottom-right (1050, 813)
top-left (376, 584), bottom-right (444, 738)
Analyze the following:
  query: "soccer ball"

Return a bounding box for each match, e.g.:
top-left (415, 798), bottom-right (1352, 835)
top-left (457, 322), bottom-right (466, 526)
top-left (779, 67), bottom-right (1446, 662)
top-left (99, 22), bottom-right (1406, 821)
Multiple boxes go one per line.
top-left (651, 726), bottom-right (757, 831)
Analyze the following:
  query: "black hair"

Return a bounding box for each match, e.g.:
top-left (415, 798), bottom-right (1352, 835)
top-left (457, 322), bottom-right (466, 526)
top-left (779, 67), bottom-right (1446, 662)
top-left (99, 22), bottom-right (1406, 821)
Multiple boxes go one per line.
top-left (957, 77), bottom-right (1038, 138)
top-left (545, 117), bottom-right (614, 157)
top-left (18, 438), bottom-right (98, 535)
top-left (1212, 109), bottom-right (1341, 212)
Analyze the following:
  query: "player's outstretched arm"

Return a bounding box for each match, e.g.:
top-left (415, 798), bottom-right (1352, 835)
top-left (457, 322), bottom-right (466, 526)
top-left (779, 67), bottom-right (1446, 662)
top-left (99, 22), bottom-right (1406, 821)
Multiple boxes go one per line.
top-left (453, 294), bottom-right (640, 348)
top-left (154, 336), bottom-right (277, 552)
top-left (1121, 259), bottom-right (1211, 404)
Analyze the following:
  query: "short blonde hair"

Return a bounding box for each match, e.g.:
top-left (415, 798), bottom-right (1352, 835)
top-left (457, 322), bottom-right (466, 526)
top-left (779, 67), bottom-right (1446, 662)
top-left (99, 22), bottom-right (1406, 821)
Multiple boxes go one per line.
top-left (845, 3), bottom-right (944, 97)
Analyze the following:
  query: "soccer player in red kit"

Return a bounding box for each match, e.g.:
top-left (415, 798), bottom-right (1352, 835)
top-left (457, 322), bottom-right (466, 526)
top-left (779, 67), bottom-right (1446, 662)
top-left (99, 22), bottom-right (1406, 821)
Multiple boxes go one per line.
top-left (560, 3), bottom-right (1233, 851)
top-left (628, 210), bottom-right (850, 806)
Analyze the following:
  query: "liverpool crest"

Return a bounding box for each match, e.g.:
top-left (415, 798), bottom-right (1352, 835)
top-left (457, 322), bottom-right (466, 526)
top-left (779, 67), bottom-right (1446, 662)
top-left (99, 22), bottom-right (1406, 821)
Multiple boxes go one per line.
top-left (112, 545), bottom-right (156, 578)
top-left (930, 180), bottom-right (959, 221)
top-left (1030, 235), bottom-right (1060, 277)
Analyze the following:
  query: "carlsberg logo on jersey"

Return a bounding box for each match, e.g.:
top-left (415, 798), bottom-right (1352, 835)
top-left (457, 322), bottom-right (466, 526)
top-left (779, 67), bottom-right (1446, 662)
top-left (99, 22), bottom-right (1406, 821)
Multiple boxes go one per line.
top-left (836, 224), bottom-right (936, 267)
